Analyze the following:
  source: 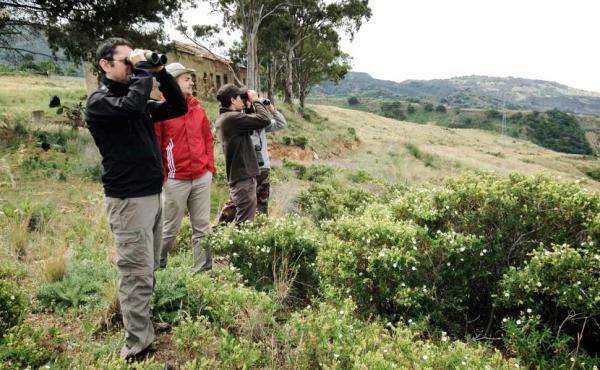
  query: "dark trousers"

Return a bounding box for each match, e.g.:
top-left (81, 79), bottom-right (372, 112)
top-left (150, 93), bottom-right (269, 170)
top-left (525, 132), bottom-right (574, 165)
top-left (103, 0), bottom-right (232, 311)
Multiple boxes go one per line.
top-left (218, 169), bottom-right (270, 224)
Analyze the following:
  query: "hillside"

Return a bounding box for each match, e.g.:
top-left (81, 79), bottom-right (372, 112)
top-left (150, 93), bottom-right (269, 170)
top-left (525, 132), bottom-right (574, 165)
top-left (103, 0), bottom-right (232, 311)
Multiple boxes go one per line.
top-left (1, 75), bottom-right (600, 368)
top-left (304, 104), bottom-right (600, 188)
top-left (313, 72), bottom-right (600, 115)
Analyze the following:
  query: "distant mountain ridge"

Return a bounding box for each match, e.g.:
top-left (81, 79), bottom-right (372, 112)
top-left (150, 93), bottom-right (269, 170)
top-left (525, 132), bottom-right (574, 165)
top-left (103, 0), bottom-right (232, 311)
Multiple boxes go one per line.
top-left (313, 72), bottom-right (600, 115)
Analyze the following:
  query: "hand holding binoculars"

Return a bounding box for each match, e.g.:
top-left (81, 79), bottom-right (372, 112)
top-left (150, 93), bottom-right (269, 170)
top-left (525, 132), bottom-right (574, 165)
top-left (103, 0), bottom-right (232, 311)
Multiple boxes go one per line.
top-left (128, 49), bottom-right (168, 66)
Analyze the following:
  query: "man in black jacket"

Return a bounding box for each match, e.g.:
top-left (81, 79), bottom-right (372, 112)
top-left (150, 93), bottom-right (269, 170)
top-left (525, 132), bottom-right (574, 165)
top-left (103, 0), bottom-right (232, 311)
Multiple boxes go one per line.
top-left (215, 84), bottom-right (271, 225)
top-left (85, 37), bottom-right (186, 361)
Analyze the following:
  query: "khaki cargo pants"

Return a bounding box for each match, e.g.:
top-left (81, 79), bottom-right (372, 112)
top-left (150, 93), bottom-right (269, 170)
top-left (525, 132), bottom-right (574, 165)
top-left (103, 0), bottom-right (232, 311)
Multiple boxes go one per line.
top-left (160, 172), bottom-right (212, 273)
top-left (105, 194), bottom-right (162, 359)
top-left (218, 168), bottom-right (269, 224)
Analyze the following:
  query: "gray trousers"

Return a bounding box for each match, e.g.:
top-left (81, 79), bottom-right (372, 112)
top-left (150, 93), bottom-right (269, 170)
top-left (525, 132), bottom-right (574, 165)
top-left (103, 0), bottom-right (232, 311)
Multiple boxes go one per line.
top-left (230, 177), bottom-right (257, 226)
top-left (105, 194), bottom-right (162, 359)
top-left (160, 172), bottom-right (212, 273)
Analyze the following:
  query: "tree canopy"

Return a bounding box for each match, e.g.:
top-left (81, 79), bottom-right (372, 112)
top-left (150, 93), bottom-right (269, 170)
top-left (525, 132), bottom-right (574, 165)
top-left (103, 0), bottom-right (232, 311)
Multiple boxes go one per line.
top-left (0, 0), bottom-right (187, 61)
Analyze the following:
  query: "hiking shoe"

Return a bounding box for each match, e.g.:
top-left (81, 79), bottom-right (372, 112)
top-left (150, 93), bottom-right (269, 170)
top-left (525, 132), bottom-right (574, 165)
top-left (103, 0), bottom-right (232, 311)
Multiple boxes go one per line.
top-left (154, 321), bottom-right (172, 333)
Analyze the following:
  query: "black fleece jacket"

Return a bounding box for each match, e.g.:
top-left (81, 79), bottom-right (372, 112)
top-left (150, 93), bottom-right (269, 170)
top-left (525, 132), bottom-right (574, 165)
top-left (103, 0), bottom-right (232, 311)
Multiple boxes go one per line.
top-left (85, 62), bottom-right (187, 198)
top-left (216, 102), bottom-right (271, 185)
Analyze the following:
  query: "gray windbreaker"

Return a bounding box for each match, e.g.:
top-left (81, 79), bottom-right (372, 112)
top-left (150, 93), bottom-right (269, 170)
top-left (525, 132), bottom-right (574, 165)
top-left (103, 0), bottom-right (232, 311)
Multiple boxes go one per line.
top-left (251, 110), bottom-right (287, 169)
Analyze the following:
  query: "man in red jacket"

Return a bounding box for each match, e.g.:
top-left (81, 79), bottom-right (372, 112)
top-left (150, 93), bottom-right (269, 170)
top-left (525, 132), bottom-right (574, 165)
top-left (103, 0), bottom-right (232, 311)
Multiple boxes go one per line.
top-left (154, 62), bottom-right (216, 273)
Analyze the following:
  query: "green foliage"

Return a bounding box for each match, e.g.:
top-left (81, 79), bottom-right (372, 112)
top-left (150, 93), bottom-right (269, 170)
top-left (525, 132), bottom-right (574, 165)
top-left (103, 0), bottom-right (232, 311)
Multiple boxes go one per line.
top-left (298, 183), bottom-right (376, 221)
top-left (278, 300), bottom-right (514, 369)
top-left (347, 96), bottom-right (360, 105)
top-left (282, 159), bottom-right (336, 182)
top-left (36, 260), bottom-right (115, 311)
top-left (585, 166), bottom-right (600, 181)
top-left (204, 216), bottom-right (320, 299)
top-left (435, 104), bottom-right (447, 113)
top-left (0, 324), bottom-right (64, 369)
top-left (485, 109), bottom-right (502, 120)
top-left (404, 143), bottom-right (436, 167)
top-left (406, 104), bottom-right (416, 114)
top-left (520, 109), bottom-right (592, 154)
top-left (0, 279), bottom-right (27, 337)
top-left (497, 243), bottom-right (600, 365)
top-left (381, 101), bottom-right (406, 120)
top-left (423, 102), bottom-right (434, 112)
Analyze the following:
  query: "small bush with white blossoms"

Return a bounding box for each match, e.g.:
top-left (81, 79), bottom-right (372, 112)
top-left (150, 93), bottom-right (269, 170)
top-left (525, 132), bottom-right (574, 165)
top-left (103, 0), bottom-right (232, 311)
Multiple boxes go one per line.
top-left (0, 263), bottom-right (27, 337)
top-left (204, 216), bottom-right (321, 300)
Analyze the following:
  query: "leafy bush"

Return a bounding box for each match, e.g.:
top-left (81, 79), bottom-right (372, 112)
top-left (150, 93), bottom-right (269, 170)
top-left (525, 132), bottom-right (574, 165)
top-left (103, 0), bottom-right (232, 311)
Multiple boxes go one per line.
top-left (435, 104), bottom-right (447, 113)
top-left (36, 259), bottom-right (115, 311)
top-left (381, 101), bottom-right (406, 120)
top-left (406, 104), bottom-right (416, 114)
top-left (0, 324), bottom-right (64, 369)
top-left (497, 243), bottom-right (600, 366)
top-left (282, 159), bottom-right (336, 183)
top-left (204, 216), bottom-right (320, 300)
top-left (153, 266), bottom-right (279, 333)
top-left (318, 208), bottom-right (492, 331)
top-left (278, 300), bottom-right (515, 369)
top-left (347, 96), bottom-right (360, 105)
top-left (423, 102), bottom-right (434, 112)
top-left (0, 279), bottom-right (27, 336)
top-left (522, 109), bottom-right (592, 155)
top-left (298, 183), bottom-right (375, 221)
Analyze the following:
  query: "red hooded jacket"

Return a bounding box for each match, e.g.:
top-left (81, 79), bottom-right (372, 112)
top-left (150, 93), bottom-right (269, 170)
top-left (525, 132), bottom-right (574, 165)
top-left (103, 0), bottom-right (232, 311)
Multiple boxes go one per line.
top-left (155, 95), bottom-right (215, 181)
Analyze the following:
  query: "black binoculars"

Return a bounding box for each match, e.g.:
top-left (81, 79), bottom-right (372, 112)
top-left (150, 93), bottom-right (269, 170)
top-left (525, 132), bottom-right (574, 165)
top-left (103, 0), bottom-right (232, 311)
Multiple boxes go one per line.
top-left (144, 51), bottom-right (168, 66)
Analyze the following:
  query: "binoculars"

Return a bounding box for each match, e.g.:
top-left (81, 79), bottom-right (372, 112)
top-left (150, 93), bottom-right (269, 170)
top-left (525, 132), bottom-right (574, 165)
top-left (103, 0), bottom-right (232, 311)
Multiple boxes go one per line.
top-left (144, 51), bottom-right (168, 66)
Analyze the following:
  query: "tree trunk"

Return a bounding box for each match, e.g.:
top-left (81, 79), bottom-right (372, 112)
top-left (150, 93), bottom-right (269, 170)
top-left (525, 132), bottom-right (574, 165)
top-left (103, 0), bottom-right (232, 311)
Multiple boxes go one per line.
top-left (246, 31), bottom-right (259, 90)
top-left (284, 47), bottom-right (294, 104)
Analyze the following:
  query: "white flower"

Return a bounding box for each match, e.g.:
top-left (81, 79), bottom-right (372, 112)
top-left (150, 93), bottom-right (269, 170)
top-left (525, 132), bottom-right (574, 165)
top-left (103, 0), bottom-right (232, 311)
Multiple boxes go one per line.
top-left (502, 318), bottom-right (508, 323)
top-left (526, 308), bottom-right (532, 314)
top-left (516, 320), bottom-right (521, 325)
top-left (393, 263), bottom-right (397, 268)
top-left (515, 364), bottom-right (520, 368)
top-left (422, 355), bottom-right (428, 360)
top-left (536, 282), bottom-right (542, 287)
top-left (334, 353), bottom-right (339, 359)
top-left (10, 295), bottom-right (15, 300)
top-left (411, 266), bottom-right (417, 271)
top-left (229, 239), bottom-right (233, 245)
top-left (504, 292), bottom-right (510, 297)
top-left (339, 310), bottom-right (345, 315)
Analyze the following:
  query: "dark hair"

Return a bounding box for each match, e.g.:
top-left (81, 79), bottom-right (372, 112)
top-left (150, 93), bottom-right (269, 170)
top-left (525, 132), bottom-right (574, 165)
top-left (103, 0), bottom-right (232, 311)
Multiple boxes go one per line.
top-left (95, 37), bottom-right (133, 75)
top-left (216, 83), bottom-right (244, 108)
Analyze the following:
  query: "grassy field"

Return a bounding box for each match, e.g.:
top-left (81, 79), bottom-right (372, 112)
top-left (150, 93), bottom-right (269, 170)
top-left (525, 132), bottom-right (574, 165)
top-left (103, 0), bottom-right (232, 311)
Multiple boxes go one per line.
top-left (1, 74), bottom-right (598, 368)
top-left (312, 104), bottom-right (600, 188)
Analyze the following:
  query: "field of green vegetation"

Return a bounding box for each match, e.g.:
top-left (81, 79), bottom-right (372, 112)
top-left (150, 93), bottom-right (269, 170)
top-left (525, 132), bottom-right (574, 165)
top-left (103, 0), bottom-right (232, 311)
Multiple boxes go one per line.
top-left (1, 74), bottom-right (600, 369)
top-left (309, 95), bottom-right (600, 156)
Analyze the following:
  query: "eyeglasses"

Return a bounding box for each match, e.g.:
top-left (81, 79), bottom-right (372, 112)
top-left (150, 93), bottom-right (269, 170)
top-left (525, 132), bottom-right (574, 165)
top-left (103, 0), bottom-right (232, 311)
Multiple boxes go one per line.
top-left (105, 58), bottom-right (131, 66)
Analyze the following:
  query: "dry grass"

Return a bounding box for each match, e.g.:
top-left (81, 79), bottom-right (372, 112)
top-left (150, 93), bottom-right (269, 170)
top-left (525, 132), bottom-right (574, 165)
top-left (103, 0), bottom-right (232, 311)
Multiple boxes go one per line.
top-left (6, 213), bottom-right (30, 261)
top-left (311, 104), bottom-right (600, 189)
top-left (43, 253), bottom-right (68, 282)
top-left (98, 279), bottom-right (121, 331)
top-left (268, 180), bottom-right (306, 219)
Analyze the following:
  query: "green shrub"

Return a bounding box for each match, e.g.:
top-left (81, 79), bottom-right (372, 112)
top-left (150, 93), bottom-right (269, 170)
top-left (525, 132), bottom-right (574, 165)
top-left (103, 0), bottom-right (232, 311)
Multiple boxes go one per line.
top-left (386, 172), bottom-right (600, 344)
top-left (347, 96), bottom-right (360, 105)
top-left (0, 324), bottom-right (64, 369)
top-left (0, 279), bottom-right (27, 336)
top-left (153, 267), bottom-right (279, 334)
top-left (318, 209), bottom-right (489, 330)
top-left (423, 102), bottom-right (434, 112)
top-left (282, 159), bottom-right (336, 183)
top-left (435, 104), bottom-right (447, 113)
top-left (36, 259), bottom-right (115, 311)
top-left (298, 183), bottom-right (375, 221)
top-left (204, 216), bottom-right (320, 300)
top-left (404, 143), bottom-right (437, 167)
top-left (174, 316), bottom-right (265, 368)
top-left (497, 243), bottom-right (600, 366)
top-left (278, 300), bottom-right (515, 369)
top-left (295, 136), bottom-right (308, 149)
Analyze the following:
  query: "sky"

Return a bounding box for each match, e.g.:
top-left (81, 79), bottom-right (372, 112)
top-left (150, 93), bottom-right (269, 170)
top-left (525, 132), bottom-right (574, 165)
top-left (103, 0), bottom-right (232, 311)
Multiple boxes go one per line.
top-left (168, 0), bottom-right (600, 92)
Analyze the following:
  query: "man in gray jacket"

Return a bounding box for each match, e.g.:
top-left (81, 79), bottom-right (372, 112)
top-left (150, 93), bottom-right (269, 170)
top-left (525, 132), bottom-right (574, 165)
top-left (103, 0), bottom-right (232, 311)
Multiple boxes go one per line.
top-left (218, 97), bottom-right (287, 222)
